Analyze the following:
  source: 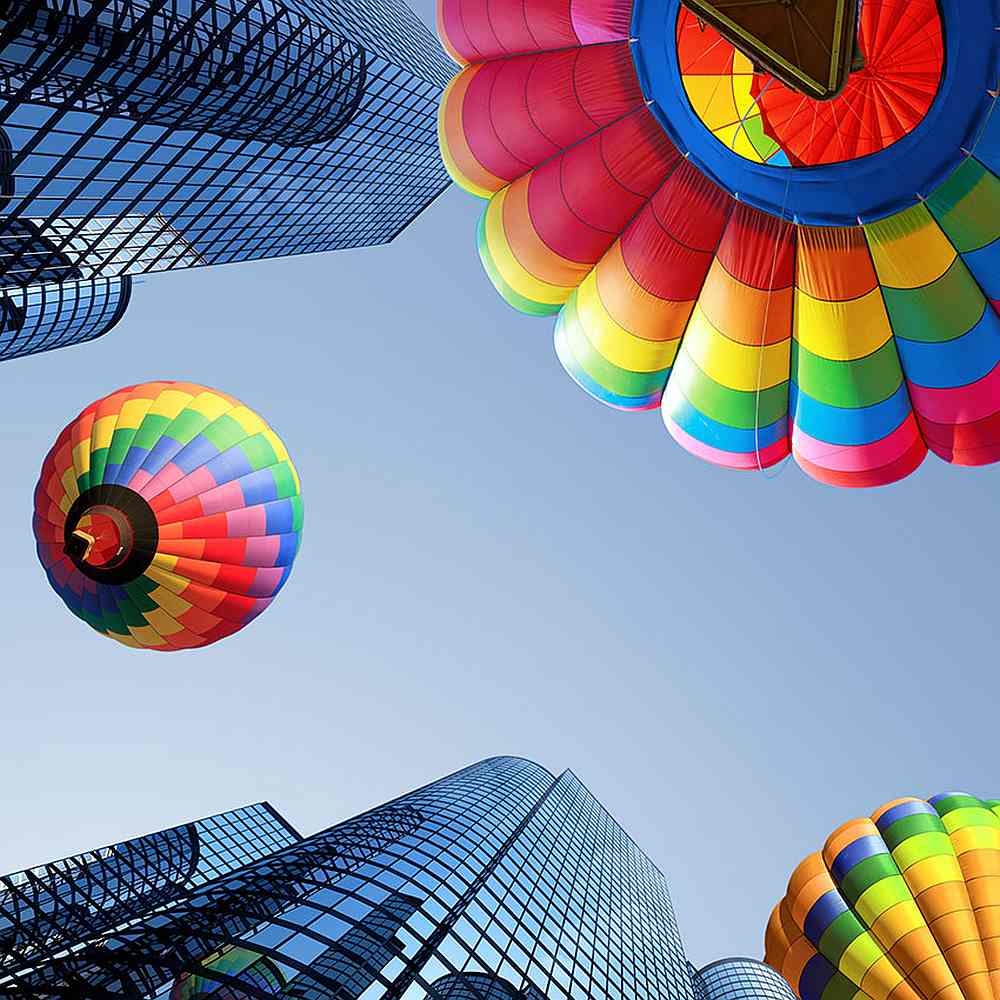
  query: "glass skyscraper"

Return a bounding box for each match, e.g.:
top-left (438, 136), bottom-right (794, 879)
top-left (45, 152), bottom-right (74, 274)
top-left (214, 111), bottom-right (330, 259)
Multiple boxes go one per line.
top-left (0, 0), bottom-right (453, 359)
top-left (0, 758), bottom-right (792, 1000)
top-left (692, 960), bottom-right (798, 1000)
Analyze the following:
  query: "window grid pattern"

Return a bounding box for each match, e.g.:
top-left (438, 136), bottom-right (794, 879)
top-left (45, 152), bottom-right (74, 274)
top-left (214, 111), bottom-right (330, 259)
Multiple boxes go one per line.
top-left (0, 273), bottom-right (129, 359)
top-left (1, 758), bottom-right (698, 1000)
top-left (0, 0), bottom-right (451, 288)
top-left (2, 0), bottom-right (368, 147)
top-left (282, 891), bottom-right (423, 1000)
top-left (191, 803), bottom-right (302, 886)
top-left (0, 801), bottom-right (299, 979)
top-left (4, 759), bottom-right (552, 999)
top-left (421, 773), bottom-right (692, 1000)
top-left (691, 959), bottom-right (798, 1000)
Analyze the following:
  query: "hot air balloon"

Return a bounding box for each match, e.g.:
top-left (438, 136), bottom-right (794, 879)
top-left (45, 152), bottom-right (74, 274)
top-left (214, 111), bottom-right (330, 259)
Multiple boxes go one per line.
top-left (765, 794), bottom-right (1000, 1000)
top-left (437, 0), bottom-right (1000, 487)
top-left (33, 382), bottom-right (302, 651)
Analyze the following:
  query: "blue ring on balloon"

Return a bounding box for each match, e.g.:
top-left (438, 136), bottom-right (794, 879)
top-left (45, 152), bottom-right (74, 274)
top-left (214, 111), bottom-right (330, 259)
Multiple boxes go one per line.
top-left (630, 0), bottom-right (1000, 226)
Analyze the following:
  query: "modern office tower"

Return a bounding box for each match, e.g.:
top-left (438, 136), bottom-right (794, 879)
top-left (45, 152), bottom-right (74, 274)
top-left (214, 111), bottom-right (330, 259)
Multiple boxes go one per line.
top-left (0, 116), bottom-right (132, 358)
top-left (692, 960), bottom-right (798, 1000)
top-left (0, 0), bottom-right (453, 357)
top-left (0, 757), bottom-right (787, 1000)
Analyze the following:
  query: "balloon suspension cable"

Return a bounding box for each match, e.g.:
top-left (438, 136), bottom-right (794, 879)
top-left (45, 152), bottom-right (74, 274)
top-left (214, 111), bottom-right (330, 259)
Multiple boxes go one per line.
top-left (969, 73), bottom-right (1000, 157)
top-left (730, 76), bottom-right (777, 158)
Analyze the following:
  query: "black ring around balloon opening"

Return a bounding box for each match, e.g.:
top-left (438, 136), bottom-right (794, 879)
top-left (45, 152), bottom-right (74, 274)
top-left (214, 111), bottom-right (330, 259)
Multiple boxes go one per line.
top-left (64, 484), bottom-right (159, 585)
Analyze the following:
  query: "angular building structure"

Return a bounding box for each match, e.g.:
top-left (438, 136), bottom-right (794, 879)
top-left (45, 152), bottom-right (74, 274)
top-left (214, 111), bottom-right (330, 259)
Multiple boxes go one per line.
top-left (0, 0), bottom-right (453, 358)
top-left (0, 801), bottom-right (300, 978)
top-left (0, 758), bottom-right (791, 1000)
top-left (0, 273), bottom-right (130, 359)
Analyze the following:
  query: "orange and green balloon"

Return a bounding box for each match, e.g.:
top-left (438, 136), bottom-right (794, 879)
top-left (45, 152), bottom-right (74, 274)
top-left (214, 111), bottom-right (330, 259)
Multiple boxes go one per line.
top-left (766, 794), bottom-right (1000, 1000)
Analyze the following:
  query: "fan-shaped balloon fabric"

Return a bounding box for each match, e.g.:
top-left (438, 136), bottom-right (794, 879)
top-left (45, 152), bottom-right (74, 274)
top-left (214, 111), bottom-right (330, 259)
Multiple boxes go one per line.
top-left (765, 794), bottom-right (1000, 1000)
top-left (437, 0), bottom-right (1000, 487)
top-left (33, 382), bottom-right (302, 651)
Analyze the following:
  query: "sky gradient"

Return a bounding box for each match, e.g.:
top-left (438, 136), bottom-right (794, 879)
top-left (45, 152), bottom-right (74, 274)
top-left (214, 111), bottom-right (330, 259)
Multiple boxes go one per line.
top-left (1, 2), bottom-right (998, 970)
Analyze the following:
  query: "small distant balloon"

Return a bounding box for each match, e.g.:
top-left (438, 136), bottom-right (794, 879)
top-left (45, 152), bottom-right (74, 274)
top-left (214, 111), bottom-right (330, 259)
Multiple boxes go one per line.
top-left (33, 381), bottom-right (302, 651)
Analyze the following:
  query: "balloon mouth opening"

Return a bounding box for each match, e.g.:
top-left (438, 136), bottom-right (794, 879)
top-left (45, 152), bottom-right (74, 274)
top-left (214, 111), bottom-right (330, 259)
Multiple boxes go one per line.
top-left (64, 485), bottom-right (159, 585)
top-left (672, 0), bottom-right (945, 174)
top-left (680, 0), bottom-right (863, 101)
top-left (66, 505), bottom-right (134, 569)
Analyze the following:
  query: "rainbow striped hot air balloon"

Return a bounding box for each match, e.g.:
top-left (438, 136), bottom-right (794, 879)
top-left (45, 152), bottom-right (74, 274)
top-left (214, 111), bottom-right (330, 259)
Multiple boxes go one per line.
top-left (33, 382), bottom-right (302, 651)
top-left (437, 0), bottom-right (1000, 487)
top-left (766, 794), bottom-right (1000, 1000)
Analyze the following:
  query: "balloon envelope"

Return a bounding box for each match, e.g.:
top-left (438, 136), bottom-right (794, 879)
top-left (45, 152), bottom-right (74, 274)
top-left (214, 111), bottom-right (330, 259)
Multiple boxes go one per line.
top-left (33, 381), bottom-right (302, 651)
top-left (437, 0), bottom-right (1000, 487)
top-left (766, 794), bottom-right (1000, 1000)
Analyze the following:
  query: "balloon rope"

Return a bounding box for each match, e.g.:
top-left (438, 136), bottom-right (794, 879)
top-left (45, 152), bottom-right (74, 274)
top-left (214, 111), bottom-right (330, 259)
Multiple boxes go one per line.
top-left (968, 77), bottom-right (1000, 158)
top-left (731, 76), bottom-right (776, 156)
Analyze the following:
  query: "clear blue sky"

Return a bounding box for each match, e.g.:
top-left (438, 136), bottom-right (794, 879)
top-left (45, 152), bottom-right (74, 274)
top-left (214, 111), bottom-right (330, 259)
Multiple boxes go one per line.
top-left (1, 2), bottom-right (998, 969)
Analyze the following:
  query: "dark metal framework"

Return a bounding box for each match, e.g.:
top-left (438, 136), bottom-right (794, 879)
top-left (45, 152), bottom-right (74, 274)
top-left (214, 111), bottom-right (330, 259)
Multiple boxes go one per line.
top-left (0, 802), bottom-right (300, 980)
top-left (2, 0), bottom-right (367, 147)
top-left (0, 0), bottom-right (452, 359)
top-left (430, 970), bottom-right (548, 1000)
top-left (0, 0), bottom-right (452, 287)
top-left (0, 759), bottom-right (695, 1000)
top-left (0, 272), bottom-right (129, 358)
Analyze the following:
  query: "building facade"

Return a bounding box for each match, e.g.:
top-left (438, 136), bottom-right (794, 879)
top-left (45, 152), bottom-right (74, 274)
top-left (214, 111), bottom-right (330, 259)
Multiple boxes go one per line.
top-left (0, 0), bottom-right (453, 358)
top-left (0, 758), bottom-right (785, 1000)
top-left (0, 801), bottom-right (300, 979)
top-left (0, 272), bottom-right (130, 359)
top-left (692, 960), bottom-right (798, 1000)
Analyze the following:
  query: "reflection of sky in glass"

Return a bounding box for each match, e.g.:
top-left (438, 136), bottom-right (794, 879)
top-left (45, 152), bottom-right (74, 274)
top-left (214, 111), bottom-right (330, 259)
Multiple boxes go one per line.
top-left (0, 803), bottom-right (298, 977)
top-left (31, 759), bottom-right (695, 1000)
top-left (3, 0), bottom-right (368, 147)
top-left (0, 276), bottom-right (129, 359)
top-left (1, 0), bottom-right (451, 283)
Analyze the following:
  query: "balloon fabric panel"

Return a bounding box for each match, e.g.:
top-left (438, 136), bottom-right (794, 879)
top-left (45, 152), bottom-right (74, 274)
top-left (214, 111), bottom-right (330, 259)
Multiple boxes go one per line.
top-left (790, 226), bottom-right (925, 488)
top-left (662, 204), bottom-right (794, 471)
top-left (766, 796), bottom-right (1000, 1000)
top-left (33, 382), bottom-right (302, 651)
top-left (866, 206), bottom-right (1000, 467)
top-left (438, 0), bottom-right (1000, 487)
top-left (751, 1), bottom-right (944, 166)
top-left (478, 107), bottom-right (681, 311)
top-left (438, 0), bottom-right (630, 64)
top-left (927, 161), bottom-right (1000, 306)
top-left (440, 44), bottom-right (645, 196)
top-left (555, 160), bottom-right (733, 410)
